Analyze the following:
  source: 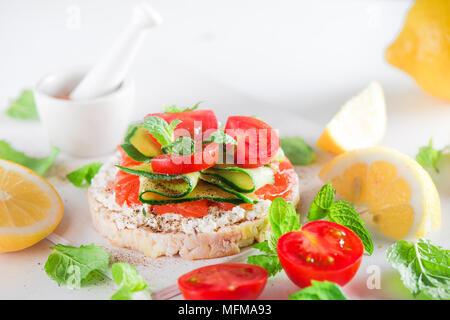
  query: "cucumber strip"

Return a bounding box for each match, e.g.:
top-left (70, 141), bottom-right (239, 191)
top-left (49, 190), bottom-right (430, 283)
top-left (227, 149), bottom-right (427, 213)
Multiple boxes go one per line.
top-left (120, 143), bottom-right (150, 162)
top-left (125, 125), bottom-right (163, 158)
top-left (198, 174), bottom-right (258, 203)
top-left (116, 163), bottom-right (199, 198)
top-left (200, 166), bottom-right (274, 193)
top-left (139, 180), bottom-right (256, 205)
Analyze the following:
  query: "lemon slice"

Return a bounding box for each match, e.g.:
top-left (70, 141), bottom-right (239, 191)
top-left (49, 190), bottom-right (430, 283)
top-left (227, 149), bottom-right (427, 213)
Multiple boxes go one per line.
top-left (316, 81), bottom-right (386, 154)
top-left (319, 147), bottom-right (441, 240)
top-left (0, 159), bottom-right (63, 253)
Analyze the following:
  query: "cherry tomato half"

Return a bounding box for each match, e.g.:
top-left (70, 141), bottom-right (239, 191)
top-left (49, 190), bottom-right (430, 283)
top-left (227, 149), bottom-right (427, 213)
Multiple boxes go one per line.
top-left (151, 143), bottom-right (219, 174)
top-left (145, 109), bottom-right (218, 139)
top-left (225, 116), bottom-right (280, 168)
top-left (178, 263), bottom-right (268, 300)
top-left (277, 221), bottom-right (364, 288)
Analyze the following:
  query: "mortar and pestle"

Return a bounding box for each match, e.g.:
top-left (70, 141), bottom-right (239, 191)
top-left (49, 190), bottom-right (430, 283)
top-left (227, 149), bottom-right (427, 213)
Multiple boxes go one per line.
top-left (34, 2), bottom-right (162, 157)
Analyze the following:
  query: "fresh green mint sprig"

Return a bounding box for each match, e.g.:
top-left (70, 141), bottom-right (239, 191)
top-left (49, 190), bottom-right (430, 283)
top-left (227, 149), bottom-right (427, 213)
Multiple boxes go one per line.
top-left (416, 139), bottom-right (448, 173)
top-left (66, 162), bottom-right (103, 188)
top-left (163, 102), bottom-right (201, 113)
top-left (140, 116), bottom-right (181, 147)
top-left (387, 238), bottom-right (449, 300)
top-left (0, 140), bottom-right (59, 176)
top-left (5, 89), bottom-right (39, 120)
top-left (110, 262), bottom-right (150, 300)
top-left (44, 244), bottom-right (111, 289)
top-left (280, 137), bottom-right (315, 165)
top-left (44, 244), bottom-right (150, 299)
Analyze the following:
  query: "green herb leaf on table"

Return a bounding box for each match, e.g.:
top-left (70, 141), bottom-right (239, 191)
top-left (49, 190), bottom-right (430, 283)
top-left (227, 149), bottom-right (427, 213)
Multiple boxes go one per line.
top-left (140, 116), bottom-right (181, 147)
top-left (202, 131), bottom-right (237, 145)
top-left (110, 262), bottom-right (150, 300)
top-left (289, 280), bottom-right (347, 300)
top-left (248, 197), bottom-right (300, 276)
top-left (416, 139), bottom-right (445, 173)
top-left (66, 162), bottom-right (103, 188)
top-left (327, 200), bottom-right (373, 255)
top-left (0, 141), bottom-right (60, 175)
top-left (44, 244), bottom-right (110, 289)
top-left (269, 197), bottom-right (301, 239)
top-left (280, 137), bottom-right (315, 165)
top-left (386, 238), bottom-right (450, 300)
top-left (163, 102), bottom-right (201, 113)
top-left (247, 254), bottom-right (283, 277)
top-left (252, 241), bottom-right (273, 254)
top-left (162, 136), bottom-right (196, 155)
top-left (307, 182), bottom-right (335, 221)
top-left (5, 89), bottom-right (39, 120)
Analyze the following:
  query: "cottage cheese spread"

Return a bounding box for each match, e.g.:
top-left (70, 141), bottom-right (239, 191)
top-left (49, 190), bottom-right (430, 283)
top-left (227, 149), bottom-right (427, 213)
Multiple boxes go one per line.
top-left (90, 155), bottom-right (271, 234)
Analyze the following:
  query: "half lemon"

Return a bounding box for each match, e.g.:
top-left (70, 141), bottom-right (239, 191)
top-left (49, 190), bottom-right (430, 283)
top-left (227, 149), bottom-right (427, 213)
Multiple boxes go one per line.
top-left (319, 147), bottom-right (441, 240)
top-left (0, 159), bottom-right (63, 253)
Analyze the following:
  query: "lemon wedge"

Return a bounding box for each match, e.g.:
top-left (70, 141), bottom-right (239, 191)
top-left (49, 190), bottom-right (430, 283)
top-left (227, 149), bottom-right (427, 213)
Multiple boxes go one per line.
top-left (0, 159), bottom-right (63, 253)
top-left (319, 147), bottom-right (441, 240)
top-left (316, 81), bottom-right (386, 154)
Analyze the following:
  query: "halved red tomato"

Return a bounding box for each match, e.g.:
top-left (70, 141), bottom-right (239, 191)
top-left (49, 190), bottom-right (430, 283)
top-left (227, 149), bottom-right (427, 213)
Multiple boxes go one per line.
top-left (145, 109), bottom-right (218, 139)
top-left (277, 221), bottom-right (364, 288)
top-left (225, 116), bottom-right (280, 168)
top-left (151, 200), bottom-right (209, 218)
top-left (255, 158), bottom-right (296, 201)
top-left (178, 263), bottom-right (268, 300)
top-left (151, 143), bottom-right (219, 174)
top-left (114, 146), bottom-right (142, 207)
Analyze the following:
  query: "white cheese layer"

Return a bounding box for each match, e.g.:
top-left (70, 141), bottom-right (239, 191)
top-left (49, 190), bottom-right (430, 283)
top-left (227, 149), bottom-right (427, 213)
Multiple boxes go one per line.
top-left (90, 154), bottom-right (271, 234)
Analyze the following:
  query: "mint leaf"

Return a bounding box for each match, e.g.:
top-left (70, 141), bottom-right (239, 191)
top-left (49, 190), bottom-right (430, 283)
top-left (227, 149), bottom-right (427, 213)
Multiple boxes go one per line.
top-left (44, 244), bottom-right (110, 289)
top-left (416, 139), bottom-right (443, 173)
top-left (66, 162), bottom-right (102, 188)
top-left (202, 131), bottom-right (237, 145)
top-left (162, 136), bottom-right (195, 155)
top-left (308, 182), bottom-right (335, 221)
top-left (327, 200), bottom-right (373, 255)
top-left (313, 182), bottom-right (335, 209)
top-left (386, 238), bottom-right (450, 300)
top-left (163, 102), bottom-right (201, 113)
top-left (289, 280), bottom-right (347, 300)
top-left (0, 141), bottom-right (60, 176)
top-left (140, 116), bottom-right (181, 146)
top-left (5, 89), bottom-right (39, 120)
top-left (308, 201), bottom-right (327, 221)
top-left (248, 197), bottom-right (300, 277)
top-left (252, 241), bottom-right (273, 254)
top-left (268, 197), bottom-right (301, 239)
top-left (110, 262), bottom-right (149, 300)
top-left (280, 137), bottom-right (315, 165)
top-left (247, 254), bottom-right (283, 277)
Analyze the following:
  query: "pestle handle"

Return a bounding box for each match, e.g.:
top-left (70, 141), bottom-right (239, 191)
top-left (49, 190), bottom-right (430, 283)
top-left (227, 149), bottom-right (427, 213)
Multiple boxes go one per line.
top-left (70, 2), bottom-right (162, 100)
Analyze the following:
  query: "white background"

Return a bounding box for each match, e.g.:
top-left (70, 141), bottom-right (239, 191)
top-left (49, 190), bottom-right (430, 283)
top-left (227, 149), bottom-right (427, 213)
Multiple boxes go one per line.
top-left (0, 0), bottom-right (449, 299)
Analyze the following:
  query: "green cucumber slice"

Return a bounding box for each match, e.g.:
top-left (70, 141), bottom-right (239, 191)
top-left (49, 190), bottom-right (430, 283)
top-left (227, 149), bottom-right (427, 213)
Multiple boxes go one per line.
top-left (120, 143), bottom-right (150, 162)
top-left (116, 163), bottom-right (199, 198)
top-left (125, 126), bottom-right (162, 159)
top-left (200, 166), bottom-right (274, 193)
top-left (139, 180), bottom-right (256, 205)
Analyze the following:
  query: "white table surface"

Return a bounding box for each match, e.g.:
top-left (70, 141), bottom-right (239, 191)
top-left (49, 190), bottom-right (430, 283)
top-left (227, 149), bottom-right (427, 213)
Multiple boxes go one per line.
top-left (0, 0), bottom-right (449, 300)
